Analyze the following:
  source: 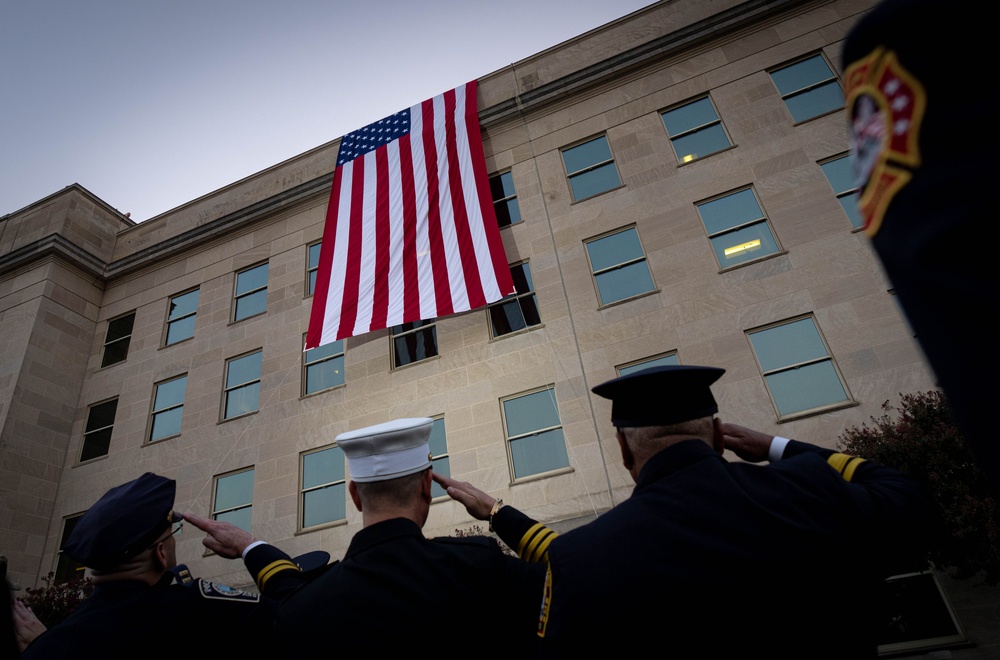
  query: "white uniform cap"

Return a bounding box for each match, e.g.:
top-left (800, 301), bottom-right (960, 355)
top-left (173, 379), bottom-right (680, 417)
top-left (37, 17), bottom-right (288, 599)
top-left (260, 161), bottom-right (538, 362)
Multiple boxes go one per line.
top-left (336, 418), bottom-right (434, 483)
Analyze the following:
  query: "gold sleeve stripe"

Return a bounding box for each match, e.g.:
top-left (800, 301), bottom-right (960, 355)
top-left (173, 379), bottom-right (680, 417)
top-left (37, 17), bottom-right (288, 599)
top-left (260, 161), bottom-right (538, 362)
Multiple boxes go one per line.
top-left (518, 523), bottom-right (558, 563)
top-left (257, 559), bottom-right (300, 589)
top-left (826, 453), bottom-right (866, 482)
top-left (537, 564), bottom-right (552, 638)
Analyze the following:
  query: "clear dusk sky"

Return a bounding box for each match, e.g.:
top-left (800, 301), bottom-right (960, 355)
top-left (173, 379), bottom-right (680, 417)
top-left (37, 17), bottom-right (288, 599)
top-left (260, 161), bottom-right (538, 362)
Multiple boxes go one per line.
top-left (1, 1), bottom-right (654, 222)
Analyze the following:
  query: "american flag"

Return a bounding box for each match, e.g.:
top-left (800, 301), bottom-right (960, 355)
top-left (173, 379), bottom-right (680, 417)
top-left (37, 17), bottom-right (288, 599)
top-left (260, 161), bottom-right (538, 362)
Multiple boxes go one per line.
top-left (306, 80), bottom-right (515, 348)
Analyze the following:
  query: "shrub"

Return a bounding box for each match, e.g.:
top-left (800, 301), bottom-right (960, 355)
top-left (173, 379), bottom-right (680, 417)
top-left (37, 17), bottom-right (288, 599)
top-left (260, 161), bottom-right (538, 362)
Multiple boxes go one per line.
top-left (839, 391), bottom-right (1000, 582)
top-left (19, 572), bottom-right (93, 628)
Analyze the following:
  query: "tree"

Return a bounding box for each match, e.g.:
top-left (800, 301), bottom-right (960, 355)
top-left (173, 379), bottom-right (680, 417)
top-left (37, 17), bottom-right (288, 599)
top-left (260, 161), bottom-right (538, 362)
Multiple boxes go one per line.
top-left (839, 391), bottom-right (1000, 582)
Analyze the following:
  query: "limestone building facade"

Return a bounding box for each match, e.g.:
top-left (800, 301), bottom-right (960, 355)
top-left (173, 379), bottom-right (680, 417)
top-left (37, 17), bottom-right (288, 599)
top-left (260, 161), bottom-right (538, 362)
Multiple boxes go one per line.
top-left (4, 0), bottom-right (966, 651)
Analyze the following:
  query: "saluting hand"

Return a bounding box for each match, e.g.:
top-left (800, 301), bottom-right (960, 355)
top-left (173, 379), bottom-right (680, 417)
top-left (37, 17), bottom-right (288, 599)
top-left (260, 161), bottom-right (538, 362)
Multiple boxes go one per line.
top-left (432, 472), bottom-right (496, 520)
top-left (719, 423), bottom-right (774, 463)
top-left (182, 512), bottom-right (257, 559)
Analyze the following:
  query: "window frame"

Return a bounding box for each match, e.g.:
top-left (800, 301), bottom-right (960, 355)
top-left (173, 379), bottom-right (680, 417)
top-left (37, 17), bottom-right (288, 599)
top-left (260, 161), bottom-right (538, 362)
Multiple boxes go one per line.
top-left (661, 95), bottom-right (733, 164)
top-left (162, 288), bottom-right (199, 347)
top-left (221, 349), bottom-right (263, 422)
top-left (54, 513), bottom-right (87, 583)
top-left (231, 261), bottom-right (269, 323)
top-left (306, 241), bottom-right (322, 297)
top-left (145, 373), bottom-right (187, 445)
top-left (298, 444), bottom-right (347, 532)
top-left (101, 311), bottom-right (135, 368)
top-left (561, 134), bottom-right (623, 203)
top-left (390, 320), bottom-right (439, 369)
top-left (489, 170), bottom-right (522, 229)
top-left (769, 52), bottom-right (844, 124)
top-left (583, 225), bottom-right (658, 308)
top-left (616, 351), bottom-right (680, 377)
top-left (819, 153), bottom-right (863, 230)
top-left (428, 415), bottom-right (451, 500)
top-left (301, 335), bottom-right (346, 398)
top-left (500, 385), bottom-right (571, 483)
top-left (211, 467), bottom-right (255, 532)
top-left (746, 314), bottom-right (854, 422)
top-left (695, 186), bottom-right (784, 270)
top-left (79, 397), bottom-right (118, 463)
top-left (488, 260), bottom-right (542, 339)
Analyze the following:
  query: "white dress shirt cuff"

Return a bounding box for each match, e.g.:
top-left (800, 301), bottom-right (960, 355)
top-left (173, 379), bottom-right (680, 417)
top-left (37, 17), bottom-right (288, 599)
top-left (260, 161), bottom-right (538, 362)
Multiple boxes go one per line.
top-left (242, 540), bottom-right (267, 560)
top-left (769, 436), bottom-right (791, 462)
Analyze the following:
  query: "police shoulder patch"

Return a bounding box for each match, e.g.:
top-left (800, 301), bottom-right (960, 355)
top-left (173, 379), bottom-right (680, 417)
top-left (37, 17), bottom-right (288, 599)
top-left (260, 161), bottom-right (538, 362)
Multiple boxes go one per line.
top-left (196, 578), bottom-right (261, 603)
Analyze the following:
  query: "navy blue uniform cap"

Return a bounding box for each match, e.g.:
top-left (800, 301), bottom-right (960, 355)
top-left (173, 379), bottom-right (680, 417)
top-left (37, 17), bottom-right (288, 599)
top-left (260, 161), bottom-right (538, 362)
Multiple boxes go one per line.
top-left (592, 365), bottom-right (725, 427)
top-left (63, 472), bottom-right (180, 570)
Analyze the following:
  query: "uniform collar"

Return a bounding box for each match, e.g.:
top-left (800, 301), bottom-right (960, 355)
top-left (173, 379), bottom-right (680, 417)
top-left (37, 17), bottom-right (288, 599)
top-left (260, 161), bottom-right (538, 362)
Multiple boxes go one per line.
top-left (345, 518), bottom-right (423, 560)
top-left (634, 439), bottom-right (720, 491)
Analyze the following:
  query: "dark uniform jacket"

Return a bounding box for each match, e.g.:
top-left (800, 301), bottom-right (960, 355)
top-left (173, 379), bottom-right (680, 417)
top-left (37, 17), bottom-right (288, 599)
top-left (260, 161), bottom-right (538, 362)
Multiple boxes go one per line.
top-left (278, 517), bottom-right (545, 654)
top-left (493, 439), bottom-right (927, 658)
top-left (22, 544), bottom-right (303, 660)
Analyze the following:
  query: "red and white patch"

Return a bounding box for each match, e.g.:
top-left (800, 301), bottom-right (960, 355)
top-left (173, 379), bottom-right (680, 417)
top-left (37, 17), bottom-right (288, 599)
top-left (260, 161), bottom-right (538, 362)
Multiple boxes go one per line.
top-left (845, 47), bottom-right (927, 236)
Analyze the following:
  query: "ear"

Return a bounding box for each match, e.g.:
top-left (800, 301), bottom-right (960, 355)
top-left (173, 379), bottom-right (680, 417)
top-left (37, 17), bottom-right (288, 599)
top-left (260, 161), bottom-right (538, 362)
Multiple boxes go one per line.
top-left (420, 469), bottom-right (433, 502)
top-left (152, 540), bottom-right (169, 571)
top-left (617, 430), bottom-right (634, 471)
top-left (712, 417), bottom-right (725, 455)
top-left (349, 480), bottom-right (363, 512)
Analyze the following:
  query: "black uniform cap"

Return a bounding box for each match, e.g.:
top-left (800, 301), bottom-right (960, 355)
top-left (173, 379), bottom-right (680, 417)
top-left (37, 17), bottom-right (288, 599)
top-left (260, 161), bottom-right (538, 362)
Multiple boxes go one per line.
top-left (63, 472), bottom-right (181, 571)
top-left (592, 365), bottom-right (725, 427)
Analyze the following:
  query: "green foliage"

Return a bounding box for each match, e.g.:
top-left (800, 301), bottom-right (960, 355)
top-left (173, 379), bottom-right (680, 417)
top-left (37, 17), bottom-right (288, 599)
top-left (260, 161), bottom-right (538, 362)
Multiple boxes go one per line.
top-left (839, 391), bottom-right (1000, 582)
top-left (19, 573), bottom-right (93, 628)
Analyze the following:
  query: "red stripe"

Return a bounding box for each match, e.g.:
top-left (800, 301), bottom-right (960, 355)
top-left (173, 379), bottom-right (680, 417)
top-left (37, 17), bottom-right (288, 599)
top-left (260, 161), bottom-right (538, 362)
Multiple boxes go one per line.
top-left (421, 98), bottom-right (454, 317)
top-left (306, 166), bottom-right (344, 349)
top-left (398, 134), bottom-right (420, 323)
top-left (443, 87), bottom-right (486, 309)
top-left (371, 146), bottom-right (391, 330)
top-left (337, 158), bottom-right (365, 339)
top-left (464, 80), bottom-right (515, 297)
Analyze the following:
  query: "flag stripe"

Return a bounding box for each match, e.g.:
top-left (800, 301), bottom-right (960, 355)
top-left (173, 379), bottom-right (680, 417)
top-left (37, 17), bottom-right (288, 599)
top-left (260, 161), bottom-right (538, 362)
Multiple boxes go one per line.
top-left (306, 80), bottom-right (516, 347)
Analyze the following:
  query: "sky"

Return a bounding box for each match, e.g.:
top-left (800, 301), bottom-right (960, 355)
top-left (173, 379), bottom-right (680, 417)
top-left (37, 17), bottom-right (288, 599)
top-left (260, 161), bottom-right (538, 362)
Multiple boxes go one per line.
top-left (1, 0), bottom-right (653, 222)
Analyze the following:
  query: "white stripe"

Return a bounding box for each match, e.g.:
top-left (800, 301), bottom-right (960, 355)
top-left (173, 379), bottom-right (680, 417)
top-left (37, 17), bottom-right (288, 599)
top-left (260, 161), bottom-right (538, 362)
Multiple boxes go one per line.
top-left (409, 103), bottom-right (436, 320)
top-left (454, 82), bottom-right (503, 302)
top-left (433, 92), bottom-right (471, 313)
top-left (324, 161), bottom-right (355, 343)
top-left (352, 152), bottom-right (379, 337)
top-left (385, 140), bottom-right (406, 328)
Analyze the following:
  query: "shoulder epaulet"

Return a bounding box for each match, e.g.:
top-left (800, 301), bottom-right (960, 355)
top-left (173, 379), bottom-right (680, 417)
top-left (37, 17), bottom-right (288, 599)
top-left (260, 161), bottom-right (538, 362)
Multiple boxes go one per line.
top-left (826, 453), bottom-right (867, 482)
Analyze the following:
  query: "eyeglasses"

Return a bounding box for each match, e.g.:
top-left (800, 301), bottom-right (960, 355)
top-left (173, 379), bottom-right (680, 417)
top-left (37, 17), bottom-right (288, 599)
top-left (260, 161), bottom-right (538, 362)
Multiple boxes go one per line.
top-left (171, 522), bottom-right (183, 536)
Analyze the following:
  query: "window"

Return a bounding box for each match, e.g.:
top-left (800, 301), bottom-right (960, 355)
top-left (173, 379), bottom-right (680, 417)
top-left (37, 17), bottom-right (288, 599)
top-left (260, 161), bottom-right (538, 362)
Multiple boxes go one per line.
top-left (80, 398), bottom-right (117, 462)
top-left (501, 386), bottom-right (569, 481)
top-left (306, 242), bottom-right (321, 296)
top-left (490, 171), bottom-right (521, 228)
top-left (617, 352), bottom-right (680, 377)
top-left (770, 54), bottom-right (844, 123)
top-left (820, 155), bottom-right (863, 229)
top-left (562, 135), bottom-right (622, 202)
top-left (391, 320), bottom-right (438, 368)
top-left (747, 316), bottom-right (852, 419)
top-left (302, 337), bottom-right (345, 396)
top-left (696, 187), bottom-right (781, 268)
top-left (429, 416), bottom-right (450, 499)
top-left (233, 262), bottom-right (268, 322)
top-left (212, 468), bottom-right (254, 532)
top-left (488, 262), bottom-right (541, 338)
top-left (55, 514), bottom-right (85, 583)
top-left (148, 375), bottom-right (187, 443)
top-left (584, 227), bottom-right (655, 306)
top-left (222, 350), bottom-right (262, 420)
top-left (662, 96), bottom-right (732, 163)
top-left (164, 289), bottom-right (199, 345)
top-left (300, 445), bottom-right (346, 530)
top-left (101, 312), bottom-right (135, 367)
